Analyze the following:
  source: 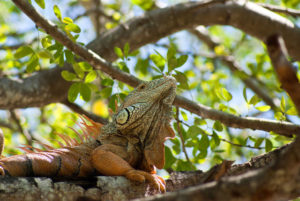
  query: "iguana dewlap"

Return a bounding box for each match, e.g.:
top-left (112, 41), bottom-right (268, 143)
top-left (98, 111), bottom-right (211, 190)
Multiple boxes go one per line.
top-left (0, 76), bottom-right (177, 193)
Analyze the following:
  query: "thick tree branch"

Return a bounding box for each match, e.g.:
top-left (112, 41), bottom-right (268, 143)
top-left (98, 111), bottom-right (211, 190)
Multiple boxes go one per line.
top-left (9, 0), bottom-right (300, 136)
top-left (0, 138), bottom-right (294, 201)
top-left (266, 35), bottom-right (300, 115)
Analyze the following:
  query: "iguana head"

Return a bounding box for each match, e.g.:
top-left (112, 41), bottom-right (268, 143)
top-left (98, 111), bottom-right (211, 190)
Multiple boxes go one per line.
top-left (113, 76), bottom-right (177, 170)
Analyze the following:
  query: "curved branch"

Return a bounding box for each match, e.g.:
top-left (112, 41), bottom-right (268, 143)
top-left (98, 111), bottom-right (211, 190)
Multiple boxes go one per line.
top-left (9, 0), bottom-right (300, 136)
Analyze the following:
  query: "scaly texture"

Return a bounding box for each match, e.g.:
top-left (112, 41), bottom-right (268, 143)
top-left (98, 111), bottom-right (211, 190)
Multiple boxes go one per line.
top-left (0, 76), bottom-right (177, 193)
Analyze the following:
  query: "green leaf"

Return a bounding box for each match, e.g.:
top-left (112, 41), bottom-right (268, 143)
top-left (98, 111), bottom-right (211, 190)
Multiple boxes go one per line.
top-left (114, 47), bottom-right (123, 58)
top-left (14, 46), bottom-right (34, 59)
top-left (280, 96), bottom-right (286, 112)
top-left (274, 111), bottom-right (286, 121)
top-left (180, 110), bottom-right (188, 121)
top-left (124, 43), bottom-right (130, 58)
top-left (255, 105), bottom-right (271, 112)
top-left (61, 70), bottom-right (77, 81)
top-left (78, 62), bottom-right (92, 71)
top-left (173, 71), bottom-right (189, 89)
top-left (243, 87), bottom-right (248, 103)
top-left (85, 70), bottom-right (97, 83)
top-left (65, 50), bottom-right (74, 63)
top-left (249, 94), bottom-right (260, 106)
top-left (101, 78), bottom-right (114, 86)
top-left (53, 5), bottom-right (62, 21)
top-left (176, 55), bottom-right (188, 68)
top-left (26, 54), bottom-right (39, 73)
top-left (221, 88), bottom-right (232, 101)
top-left (265, 139), bottom-right (272, 152)
top-left (65, 23), bottom-right (81, 33)
top-left (197, 149), bottom-right (207, 159)
top-left (34, 0), bottom-right (45, 9)
top-left (38, 50), bottom-right (52, 59)
top-left (131, 0), bottom-right (154, 10)
top-left (73, 63), bottom-right (85, 79)
top-left (286, 107), bottom-right (298, 115)
top-left (164, 146), bottom-right (177, 169)
top-left (41, 36), bottom-right (52, 48)
top-left (117, 61), bottom-right (130, 73)
top-left (68, 83), bottom-right (80, 102)
top-left (213, 121), bottom-right (223, 132)
top-left (63, 17), bottom-right (73, 24)
top-left (150, 53), bottom-right (165, 72)
top-left (212, 131), bottom-right (220, 146)
top-left (100, 87), bottom-right (112, 98)
top-left (254, 138), bottom-right (264, 148)
top-left (167, 45), bottom-right (176, 61)
top-left (80, 83), bottom-right (91, 102)
top-left (199, 134), bottom-right (209, 150)
top-left (187, 125), bottom-right (202, 138)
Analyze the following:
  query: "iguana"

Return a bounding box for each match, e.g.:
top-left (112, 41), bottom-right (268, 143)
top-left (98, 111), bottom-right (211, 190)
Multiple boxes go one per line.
top-left (0, 76), bottom-right (177, 192)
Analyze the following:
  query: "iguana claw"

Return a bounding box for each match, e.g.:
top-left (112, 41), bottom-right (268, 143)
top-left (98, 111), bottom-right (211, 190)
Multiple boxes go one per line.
top-left (125, 170), bottom-right (166, 193)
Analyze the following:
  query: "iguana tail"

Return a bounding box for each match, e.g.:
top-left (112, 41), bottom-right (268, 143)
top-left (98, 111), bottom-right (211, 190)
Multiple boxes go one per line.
top-left (0, 146), bottom-right (96, 177)
top-left (0, 115), bottom-right (102, 177)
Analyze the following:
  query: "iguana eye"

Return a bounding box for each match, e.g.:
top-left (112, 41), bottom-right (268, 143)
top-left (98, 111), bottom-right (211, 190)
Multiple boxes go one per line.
top-left (137, 83), bottom-right (146, 90)
top-left (116, 106), bottom-right (135, 125)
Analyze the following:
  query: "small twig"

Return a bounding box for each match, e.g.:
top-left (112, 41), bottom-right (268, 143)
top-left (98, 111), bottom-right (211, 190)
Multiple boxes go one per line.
top-left (179, 120), bottom-right (264, 150)
top-left (9, 110), bottom-right (33, 145)
top-left (74, 8), bottom-right (115, 22)
top-left (176, 107), bottom-right (191, 162)
top-left (259, 3), bottom-right (300, 18)
top-left (62, 100), bottom-right (108, 125)
top-left (0, 121), bottom-right (14, 130)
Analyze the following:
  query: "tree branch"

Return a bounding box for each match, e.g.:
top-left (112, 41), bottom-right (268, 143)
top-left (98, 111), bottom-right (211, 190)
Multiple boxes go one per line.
top-left (9, 0), bottom-right (300, 137)
top-left (266, 34), bottom-right (300, 115)
top-left (62, 100), bottom-right (108, 124)
top-left (259, 3), bottom-right (300, 17)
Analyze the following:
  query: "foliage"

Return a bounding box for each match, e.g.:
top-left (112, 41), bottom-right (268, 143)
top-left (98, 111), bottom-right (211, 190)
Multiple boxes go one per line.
top-left (0, 0), bottom-right (299, 174)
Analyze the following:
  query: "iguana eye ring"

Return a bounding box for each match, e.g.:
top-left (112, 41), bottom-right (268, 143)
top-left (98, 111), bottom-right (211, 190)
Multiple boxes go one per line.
top-left (116, 106), bottom-right (135, 125)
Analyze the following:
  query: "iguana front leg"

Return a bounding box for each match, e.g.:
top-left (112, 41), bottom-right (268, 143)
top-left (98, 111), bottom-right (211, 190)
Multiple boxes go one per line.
top-left (91, 145), bottom-right (166, 192)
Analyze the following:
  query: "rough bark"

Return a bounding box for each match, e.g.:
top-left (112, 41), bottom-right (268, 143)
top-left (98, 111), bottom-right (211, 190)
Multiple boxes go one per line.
top-left (0, 141), bottom-right (294, 201)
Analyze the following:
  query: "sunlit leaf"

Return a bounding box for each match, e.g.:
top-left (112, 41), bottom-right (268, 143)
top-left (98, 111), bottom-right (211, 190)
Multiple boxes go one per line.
top-left (85, 70), bottom-right (97, 83)
top-left (150, 53), bottom-right (165, 72)
top-left (255, 105), bottom-right (271, 112)
top-left (114, 47), bottom-right (123, 58)
top-left (14, 46), bottom-right (34, 59)
top-left (34, 0), bottom-right (45, 9)
top-left (249, 94), bottom-right (260, 106)
top-left (280, 96), bottom-right (286, 112)
top-left (65, 23), bottom-right (81, 33)
top-left (53, 5), bottom-right (62, 21)
top-left (61, 70), bottom-right (77, 81)
top-left (63, 17), bottom-right (73, 24)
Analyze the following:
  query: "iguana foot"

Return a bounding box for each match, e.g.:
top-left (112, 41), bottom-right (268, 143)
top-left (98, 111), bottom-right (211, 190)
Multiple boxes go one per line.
top-left (125, 170), bottom-right (166, 193)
